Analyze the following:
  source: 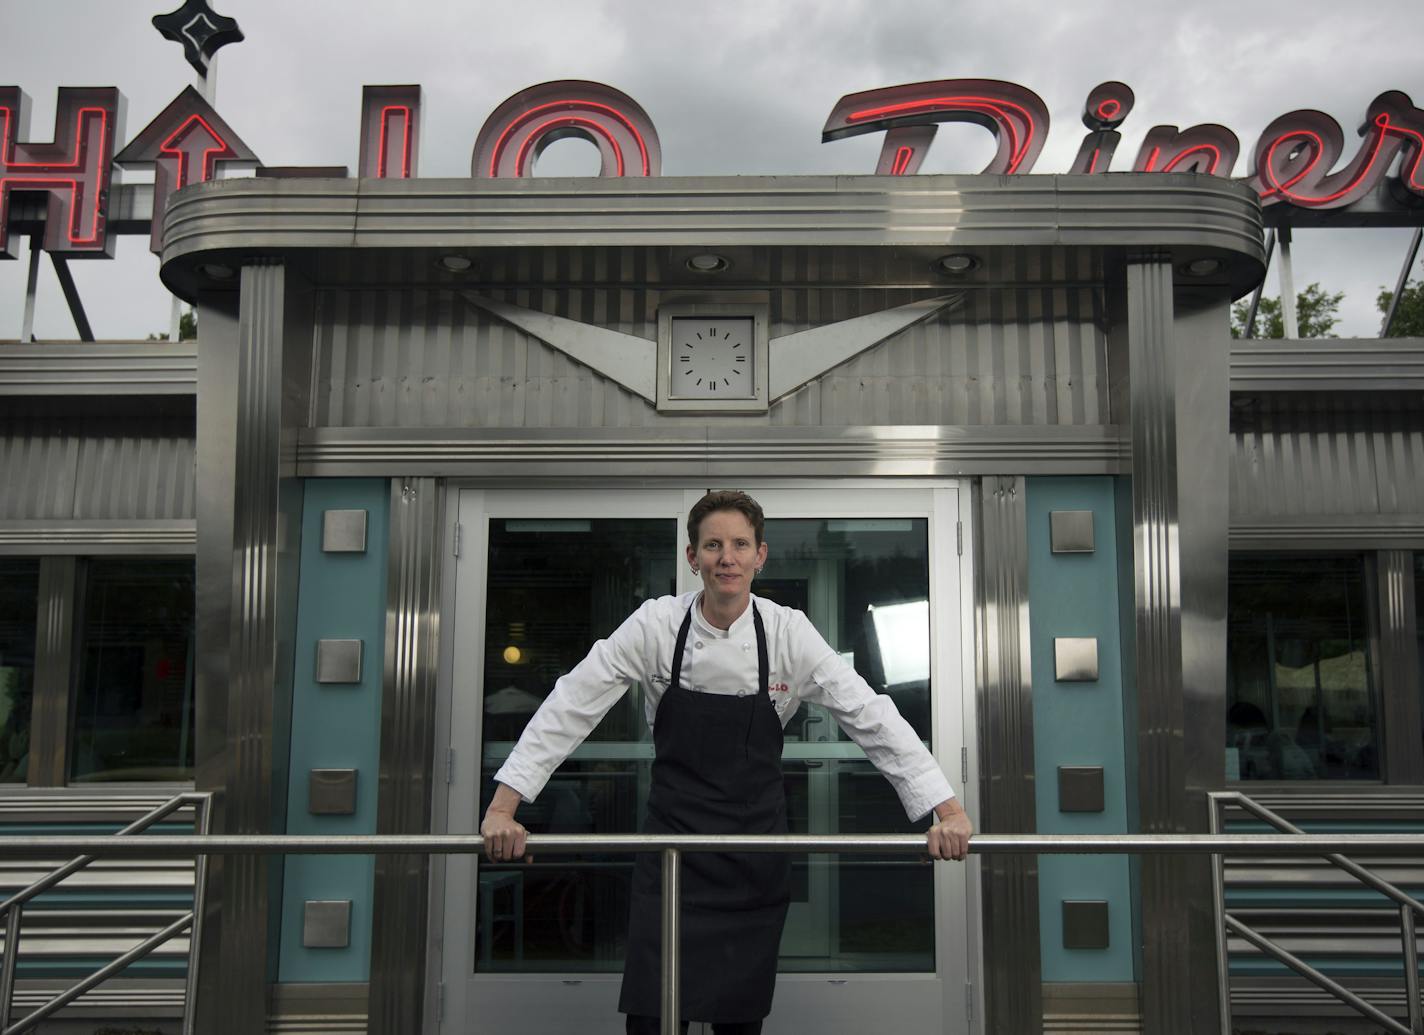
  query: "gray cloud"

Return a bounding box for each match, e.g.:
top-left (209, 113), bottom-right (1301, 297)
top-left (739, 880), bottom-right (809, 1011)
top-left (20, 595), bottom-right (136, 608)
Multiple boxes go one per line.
top-left (2, 0), bottom-right (1421, 338)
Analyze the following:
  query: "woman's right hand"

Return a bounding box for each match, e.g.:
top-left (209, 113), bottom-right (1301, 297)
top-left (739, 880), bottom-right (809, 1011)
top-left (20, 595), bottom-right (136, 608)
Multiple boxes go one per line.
top-left (481, 783), bottom-right (531, 862)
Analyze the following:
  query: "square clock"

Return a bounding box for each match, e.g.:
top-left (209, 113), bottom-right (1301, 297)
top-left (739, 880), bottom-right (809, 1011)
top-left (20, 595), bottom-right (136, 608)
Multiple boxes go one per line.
top-left (656, 303), bottom-right (769, 413)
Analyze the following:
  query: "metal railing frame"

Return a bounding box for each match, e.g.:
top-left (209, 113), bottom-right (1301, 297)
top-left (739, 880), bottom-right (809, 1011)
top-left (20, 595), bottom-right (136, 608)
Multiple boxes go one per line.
top-left (1210, 791), bottom-right (1424, 1035)
top-left (0, 792), bottom-right (211, 1035)
top-left (4, 826), bottom-right (1424, 1035)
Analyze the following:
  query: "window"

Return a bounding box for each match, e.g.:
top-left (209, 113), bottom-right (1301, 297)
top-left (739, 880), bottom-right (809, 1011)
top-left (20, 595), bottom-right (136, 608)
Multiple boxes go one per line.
top-left (0, 560), bottom-right (39, 783)
top-left (69, 559), bottom-right (195, 782)
top-left (1226, 555), bottom-right (1378, 781)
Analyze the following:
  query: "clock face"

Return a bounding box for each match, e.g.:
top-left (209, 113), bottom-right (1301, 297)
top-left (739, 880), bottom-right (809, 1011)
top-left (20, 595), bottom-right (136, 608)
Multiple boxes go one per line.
top-left (670, 316), bottom-right (755, 399)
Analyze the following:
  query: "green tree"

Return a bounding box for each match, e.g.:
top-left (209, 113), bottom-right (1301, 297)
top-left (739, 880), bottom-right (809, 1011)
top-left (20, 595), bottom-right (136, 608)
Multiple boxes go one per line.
top-left (146, 307), bottom-right (197, 341)
top-left (1230, 282), bottom-right (1343, 339)
top-left (1377, 276), bottom-right (1424, 337)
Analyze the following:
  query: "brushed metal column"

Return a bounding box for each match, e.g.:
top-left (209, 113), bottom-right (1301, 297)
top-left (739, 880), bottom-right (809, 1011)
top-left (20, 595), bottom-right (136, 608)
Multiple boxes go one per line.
top-left (193, 262), bottom-right (308, 1034)
top-left (28, 556), bottom-right (77, 787)
top-left (368, 477), bottom-right (445, 1035)
top-left (1378, 551), bottom-right (1423, 784)
top-left (1127, 260), bottom-right (1229, 1034)
top-left (974, 477), bottom-right (1042, 1033)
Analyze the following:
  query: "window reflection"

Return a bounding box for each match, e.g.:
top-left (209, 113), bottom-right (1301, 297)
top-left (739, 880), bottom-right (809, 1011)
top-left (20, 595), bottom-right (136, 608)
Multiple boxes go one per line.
top-left (0, 560), bottom-right (39, 783)
top-left (1226, 555), bottom-right (1378, 781)
top-left (70, 559), bottom-right (195, 782)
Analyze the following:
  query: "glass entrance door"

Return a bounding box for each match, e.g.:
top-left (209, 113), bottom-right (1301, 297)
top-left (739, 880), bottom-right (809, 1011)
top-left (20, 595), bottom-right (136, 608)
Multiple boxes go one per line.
top-left (437, 486), bottom-right (976, 1034)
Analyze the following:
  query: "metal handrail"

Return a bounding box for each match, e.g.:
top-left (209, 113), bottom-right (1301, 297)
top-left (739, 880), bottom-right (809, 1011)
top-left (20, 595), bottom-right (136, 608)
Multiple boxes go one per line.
top-left (0, 791), bottom-right (211, 1035)
top-left (4, 830), bottom-right (1424, 1035)
top-left (1210, 791), bottom-right (1424, 1035)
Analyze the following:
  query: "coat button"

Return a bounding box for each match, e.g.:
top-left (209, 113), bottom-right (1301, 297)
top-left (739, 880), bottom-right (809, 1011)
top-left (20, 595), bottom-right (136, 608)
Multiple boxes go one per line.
top-left (695, 641), bottom-right (705, 649)
top-left (742, 642), bottom-right (751, 651)
top-left (737, 690), bottom-right (748, 697)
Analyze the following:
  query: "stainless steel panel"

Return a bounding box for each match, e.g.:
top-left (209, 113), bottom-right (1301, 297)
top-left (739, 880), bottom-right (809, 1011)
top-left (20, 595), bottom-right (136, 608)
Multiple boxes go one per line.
top-left (310, 284), bottom-right (1110, 431)
top-left (0, 413), bottom-right (195, 522)
top-left (302, 901), bottom-right (351, 949)
top-left (1050, 511), bottom-right (1095, 554)
top-left (160, 175), bottom-right (1266, 303)
top-left (1377, 551), bottom-right (1423, 784)
top-left (0, 519), bottom-right (196, 555)
top-left (1062, 901), bottom-right (1111, 950)
top-left (0, 342), bottom-right (198, 395)
top-left (1230, 396), bottom-right (1424, 524)
top-left (1042, 982), bottom-right (1139, 1034)
top-left (1230, 338), bottom-right (1424, 392)
top-left (1230, 516), bottom-right (1424, 551)
top-left (1058, 767), bottom-right (1106, 813)
top-left (268, 981), bottom-right (369, 1031)
top-left (193, 263), bottom-right (299, 1034)
top-left (1054, 638), bottom-right (1100, 682)
top-left (974, 476), bottom-right (1042, 1034)
top-left (369, 477), bottom-right (444, 1035)
top-left (321, 509), bottom-right (368, 553)
top-left (295, 424), bottom-right (1126, 478)
top-left (28, 557), bottom-right (76, 787)
top-left (315, 640), bottom-right (363, 684)
top-left (308, 769), bottom-right (358, 816)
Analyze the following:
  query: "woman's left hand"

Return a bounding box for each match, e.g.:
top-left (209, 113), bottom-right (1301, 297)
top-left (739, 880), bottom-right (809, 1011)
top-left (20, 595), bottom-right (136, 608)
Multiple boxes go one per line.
top-left (926, 799), bottom-right (973, 861)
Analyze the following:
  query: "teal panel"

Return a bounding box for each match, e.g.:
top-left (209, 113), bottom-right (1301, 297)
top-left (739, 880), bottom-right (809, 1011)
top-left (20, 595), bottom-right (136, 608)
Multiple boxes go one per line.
top-left (278, 479), bottom-right (388, 983)
top-left (1027, 477), bottom-right (1135, 982)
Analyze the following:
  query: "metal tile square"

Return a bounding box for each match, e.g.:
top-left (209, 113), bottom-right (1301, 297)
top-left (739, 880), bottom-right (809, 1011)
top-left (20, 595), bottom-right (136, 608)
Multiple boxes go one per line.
top-left (1054, 637), bottom-right (1099, 682)
top-left (1058, 766), bottom-right (1105, 812)
top-left (1050, 510), bottom-right (1095, 554)
top-left (322, 509), bottom-right (368, 553)
top-left (309, 768), bottom-right (358, 815)
top-left (1062, 900), bottom-right (1110, 950)
top-left (315, 639), bottom-right (363, 684)
top-left (303, 900), bottom-right (351, 949)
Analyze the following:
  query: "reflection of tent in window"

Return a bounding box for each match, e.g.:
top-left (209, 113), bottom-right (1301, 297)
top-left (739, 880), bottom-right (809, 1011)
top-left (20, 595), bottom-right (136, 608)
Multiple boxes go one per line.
top-left (485, 685), bottom-right (546, 715)
top-left (865, 600), bottom-right (929, 687)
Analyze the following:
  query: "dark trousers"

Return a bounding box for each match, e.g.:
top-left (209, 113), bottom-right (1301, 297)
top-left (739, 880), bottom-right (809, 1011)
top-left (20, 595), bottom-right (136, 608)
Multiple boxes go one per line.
top-left (625, 1015), bottom-right (763, 1035)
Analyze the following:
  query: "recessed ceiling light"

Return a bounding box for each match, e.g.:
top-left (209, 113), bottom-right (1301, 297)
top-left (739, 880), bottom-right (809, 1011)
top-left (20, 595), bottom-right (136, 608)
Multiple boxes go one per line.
top-left (1182, 257), bottom-right (1223, 277)
top-left (936, 253), bottom-right (979, 275)
top-left (438, 255), bottom-right (474, 273)
top-left (686, 253), bottom-right (730, 273)
top-left (196, 262), bottom-right (235, 280)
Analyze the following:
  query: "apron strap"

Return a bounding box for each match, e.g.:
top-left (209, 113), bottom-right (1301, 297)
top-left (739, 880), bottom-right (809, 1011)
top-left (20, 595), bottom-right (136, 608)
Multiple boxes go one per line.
top-left (752, 603), bottom-right (769, 696)
top-left (669, 605), bottom-right (694, 692)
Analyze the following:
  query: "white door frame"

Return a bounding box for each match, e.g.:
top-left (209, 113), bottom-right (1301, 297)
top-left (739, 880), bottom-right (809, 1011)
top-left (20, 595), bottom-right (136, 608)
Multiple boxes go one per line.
top-left (425, 480), bottom-right (982, 1034)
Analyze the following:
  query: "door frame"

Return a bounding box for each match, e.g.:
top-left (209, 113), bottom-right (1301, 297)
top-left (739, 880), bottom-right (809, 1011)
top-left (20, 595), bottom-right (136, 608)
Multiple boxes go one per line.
top-left (424, 479), bottom-right (983, 1034)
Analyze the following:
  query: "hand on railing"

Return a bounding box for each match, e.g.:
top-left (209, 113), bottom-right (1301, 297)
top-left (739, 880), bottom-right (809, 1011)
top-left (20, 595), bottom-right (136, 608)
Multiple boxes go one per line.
top-left (927, 799), bottom-right (972, 861)
top-left (481, 784), bottom-right (532, 863)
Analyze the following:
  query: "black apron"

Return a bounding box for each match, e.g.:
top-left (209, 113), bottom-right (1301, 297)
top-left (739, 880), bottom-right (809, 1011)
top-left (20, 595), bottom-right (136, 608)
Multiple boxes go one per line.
top-left (618, 603), bottom-right (791, 1023)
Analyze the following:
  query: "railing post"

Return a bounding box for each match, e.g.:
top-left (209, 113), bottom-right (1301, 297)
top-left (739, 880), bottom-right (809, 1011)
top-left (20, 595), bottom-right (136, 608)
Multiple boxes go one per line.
top-left (1209, 794), bottom-right (1232, 1035)
top-left (1402, 903), bottom-right (1422, 1035)
top-left (183, 794), bottom-right (211, 1035)
top-left (661, 847), bottom-right (680, 1035)
top-left (0, 905), bottom-right (19, 1030)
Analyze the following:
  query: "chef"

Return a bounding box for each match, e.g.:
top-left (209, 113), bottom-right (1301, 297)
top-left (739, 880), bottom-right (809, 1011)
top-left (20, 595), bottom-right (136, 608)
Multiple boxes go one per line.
top-left (481, 490), bottom-right (972, 1034)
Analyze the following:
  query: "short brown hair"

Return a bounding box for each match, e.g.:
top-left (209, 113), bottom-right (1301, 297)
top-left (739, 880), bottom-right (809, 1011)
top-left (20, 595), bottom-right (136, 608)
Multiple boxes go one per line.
top-left (687, 490), bottom-right (765, 546)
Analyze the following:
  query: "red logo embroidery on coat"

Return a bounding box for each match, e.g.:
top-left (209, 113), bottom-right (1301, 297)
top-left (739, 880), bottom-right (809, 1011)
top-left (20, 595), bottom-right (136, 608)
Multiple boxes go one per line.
top-left (768, 683), bottom-right (790, 694)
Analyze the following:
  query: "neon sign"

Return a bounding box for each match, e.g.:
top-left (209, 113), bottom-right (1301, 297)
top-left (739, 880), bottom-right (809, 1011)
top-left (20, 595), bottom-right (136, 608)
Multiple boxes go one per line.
top-left (1, 76), bottom-right (1421, 262)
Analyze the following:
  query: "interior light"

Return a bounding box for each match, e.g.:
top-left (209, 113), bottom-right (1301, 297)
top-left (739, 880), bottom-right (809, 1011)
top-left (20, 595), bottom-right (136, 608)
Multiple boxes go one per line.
top-left (686, 253), bottom-right (730, 273)
top-left (936, 253), bottom-right (980, 275)
top-left (438, 254), bottom-right (474, 273)
top-left (1182, 257), bottom-right (1223, 277)
top-left (196, 262), bottom-right (235, 280)
top-left (503, 645), bottom-right (523, 665)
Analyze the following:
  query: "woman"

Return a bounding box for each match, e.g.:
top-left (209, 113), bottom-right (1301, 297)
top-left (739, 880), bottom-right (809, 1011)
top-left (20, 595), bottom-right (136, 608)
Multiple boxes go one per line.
top-left (482, 490), bottom-right (972, 1034)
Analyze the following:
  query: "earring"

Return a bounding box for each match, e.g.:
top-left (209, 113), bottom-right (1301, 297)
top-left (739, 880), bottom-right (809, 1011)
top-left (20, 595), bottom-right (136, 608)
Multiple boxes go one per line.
top-left (691, 567), bottom-right (700, 575)
top-left (755, 567), bottom-right (763, 574)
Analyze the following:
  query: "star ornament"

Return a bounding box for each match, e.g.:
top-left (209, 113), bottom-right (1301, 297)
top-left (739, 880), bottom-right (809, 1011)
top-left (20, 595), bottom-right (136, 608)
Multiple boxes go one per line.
top-left (152, 0), bottom-right (245, 76)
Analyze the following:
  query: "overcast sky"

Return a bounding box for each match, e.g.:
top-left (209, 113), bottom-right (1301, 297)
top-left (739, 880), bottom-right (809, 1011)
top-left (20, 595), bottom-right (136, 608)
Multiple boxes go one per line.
top-left (3, 0), bottom-right (1423, 340)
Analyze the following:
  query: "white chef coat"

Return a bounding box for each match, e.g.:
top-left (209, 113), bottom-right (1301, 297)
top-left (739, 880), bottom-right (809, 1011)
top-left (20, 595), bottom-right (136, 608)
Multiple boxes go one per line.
top-left (494, 591), bottom-right (956, 821)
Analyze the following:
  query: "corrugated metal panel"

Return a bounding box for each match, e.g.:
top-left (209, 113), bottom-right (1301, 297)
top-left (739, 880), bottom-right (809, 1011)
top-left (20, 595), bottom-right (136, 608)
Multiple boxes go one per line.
top-left (0, 414), bottom-right (194, 521)
top-left (1231, 397), bottom-right (1424, 518)
top-left (313, 282), bottom-right (1108, 430)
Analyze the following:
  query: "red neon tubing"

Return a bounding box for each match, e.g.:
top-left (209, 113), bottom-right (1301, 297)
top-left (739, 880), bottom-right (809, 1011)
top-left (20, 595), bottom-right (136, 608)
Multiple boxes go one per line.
top-left (489, 99), bottom-right (649, 176)
top-left (0, 105), bottom-right (110, 244)
top-left (1258, 113), bottom-right (1423, 205)
top-left (513, 115), bottom-right (625, 177)
top-left (377, 105), bottom-right (412, 178)
top-left (890, 145), bottom-right (914, 175)
top-left (846, 96), bottom-right (1036, 173)
top-left (159, 114), bottom-right (233, 188)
